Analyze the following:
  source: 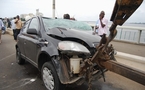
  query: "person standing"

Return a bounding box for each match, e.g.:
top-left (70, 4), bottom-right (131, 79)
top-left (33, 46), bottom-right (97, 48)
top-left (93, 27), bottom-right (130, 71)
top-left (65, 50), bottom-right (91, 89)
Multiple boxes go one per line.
top-left (2, 17), bottom-right (7, 34)
top-left (15, 15), bottom-right (22, 41)
top-left (63, 14), bottom-right (70, 19)
top-left (7, 18), bottom-right (11, 28)
top-left (95, 11), bottom-right (108, 37)
top-left (11, 17), bottom-right (16, 40)
top-left (0, 18), bottom-right (4, 44)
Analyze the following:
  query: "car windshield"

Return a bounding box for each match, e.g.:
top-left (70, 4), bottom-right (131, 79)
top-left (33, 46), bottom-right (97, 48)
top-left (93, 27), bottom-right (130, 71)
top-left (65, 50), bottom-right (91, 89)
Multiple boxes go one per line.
top-left (42, 17), bottom-right (92, 32)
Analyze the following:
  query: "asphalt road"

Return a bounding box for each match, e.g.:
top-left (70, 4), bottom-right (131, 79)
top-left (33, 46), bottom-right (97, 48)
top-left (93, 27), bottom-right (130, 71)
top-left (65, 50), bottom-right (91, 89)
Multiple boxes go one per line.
top-left (0, 34), bottom-right (145, 90)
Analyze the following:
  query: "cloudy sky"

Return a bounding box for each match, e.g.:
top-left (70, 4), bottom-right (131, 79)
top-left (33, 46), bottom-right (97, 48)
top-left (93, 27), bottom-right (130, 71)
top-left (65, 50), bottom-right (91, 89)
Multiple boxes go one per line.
top-left (0, 0), bottom-right (145, 23)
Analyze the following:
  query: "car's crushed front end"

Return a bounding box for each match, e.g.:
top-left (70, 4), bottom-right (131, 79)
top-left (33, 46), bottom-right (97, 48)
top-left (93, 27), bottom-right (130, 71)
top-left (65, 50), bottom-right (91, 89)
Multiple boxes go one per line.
top-left (43, 18), bottom-right (116, 87)
top-left (56, 40), bottom-right (115, 86)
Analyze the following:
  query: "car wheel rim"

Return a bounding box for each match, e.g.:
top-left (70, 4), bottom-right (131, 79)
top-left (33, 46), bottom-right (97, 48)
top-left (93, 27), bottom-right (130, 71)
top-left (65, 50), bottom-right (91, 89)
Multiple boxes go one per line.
top-left (43, 67), bottom-right (54, 90)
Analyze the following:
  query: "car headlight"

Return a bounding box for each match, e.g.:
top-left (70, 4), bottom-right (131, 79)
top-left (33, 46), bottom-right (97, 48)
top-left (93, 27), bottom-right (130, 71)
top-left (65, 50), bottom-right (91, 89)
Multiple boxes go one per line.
top-left (92, 42), bottom-right (100, 47)
top-left (58, 41), bottom-right (90, 54)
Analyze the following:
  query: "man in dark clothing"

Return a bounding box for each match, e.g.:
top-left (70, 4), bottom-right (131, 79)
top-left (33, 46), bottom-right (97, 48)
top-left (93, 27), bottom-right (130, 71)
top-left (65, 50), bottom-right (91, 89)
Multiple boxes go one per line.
top-left (7, 18), bottom-right (11, 28)
top-left (63, 14), bottom-right (70, 19)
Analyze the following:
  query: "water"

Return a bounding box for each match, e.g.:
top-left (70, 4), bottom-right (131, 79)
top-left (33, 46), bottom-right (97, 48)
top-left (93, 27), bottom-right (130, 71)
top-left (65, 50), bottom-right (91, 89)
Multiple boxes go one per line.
top-left (85, 21), bottom-right (145, 27)
top-left (85, 21), bottom-right (145, 44)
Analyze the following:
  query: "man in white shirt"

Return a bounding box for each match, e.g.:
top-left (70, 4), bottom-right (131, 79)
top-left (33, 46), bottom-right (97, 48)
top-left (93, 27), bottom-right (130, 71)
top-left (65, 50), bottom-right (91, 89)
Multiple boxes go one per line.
top-left (95, 11), bottom-right (108, 37)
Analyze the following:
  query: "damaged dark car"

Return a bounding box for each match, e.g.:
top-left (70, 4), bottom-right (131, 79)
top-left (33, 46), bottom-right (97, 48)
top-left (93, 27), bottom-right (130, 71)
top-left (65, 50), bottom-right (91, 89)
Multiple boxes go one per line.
top-left (15, 16), bottom-right (116, 90)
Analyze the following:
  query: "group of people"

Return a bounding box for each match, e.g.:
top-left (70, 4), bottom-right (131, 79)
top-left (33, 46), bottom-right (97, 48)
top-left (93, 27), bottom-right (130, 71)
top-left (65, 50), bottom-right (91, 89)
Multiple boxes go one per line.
top-left (1, 11), bottom-right (108, 44)
top-left (0, 18), bottom-right (11, 35)
top-left (0, 15), bottom-right (22, 44)
top-left (63, 11), bottom-right (109, 38)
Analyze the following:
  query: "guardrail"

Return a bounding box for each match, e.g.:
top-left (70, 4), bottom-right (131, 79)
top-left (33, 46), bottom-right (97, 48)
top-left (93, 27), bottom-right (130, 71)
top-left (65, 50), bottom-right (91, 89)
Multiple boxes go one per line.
top-left (90, 24), bottom-right (145, 44)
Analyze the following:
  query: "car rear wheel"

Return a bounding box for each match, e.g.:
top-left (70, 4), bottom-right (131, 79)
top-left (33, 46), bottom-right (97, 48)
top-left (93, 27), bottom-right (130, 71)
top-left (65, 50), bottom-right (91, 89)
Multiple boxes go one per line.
top-left (41, 62), bottom-right (64, 90)
top-left (16, 48), bottom-right (25, 65)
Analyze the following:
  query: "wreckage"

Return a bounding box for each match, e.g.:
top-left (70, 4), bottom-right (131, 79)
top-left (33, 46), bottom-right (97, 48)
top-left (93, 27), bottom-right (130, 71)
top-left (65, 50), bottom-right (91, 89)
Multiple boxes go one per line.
top-left (16, 0), bottom-right (144, 90)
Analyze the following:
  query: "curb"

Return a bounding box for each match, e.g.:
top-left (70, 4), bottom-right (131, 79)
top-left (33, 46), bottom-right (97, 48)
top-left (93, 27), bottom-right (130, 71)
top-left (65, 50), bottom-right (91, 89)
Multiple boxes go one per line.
top-left (6, 29), bottom-right (13, 36)
top-left (115, 51), bottom-right (145, 64)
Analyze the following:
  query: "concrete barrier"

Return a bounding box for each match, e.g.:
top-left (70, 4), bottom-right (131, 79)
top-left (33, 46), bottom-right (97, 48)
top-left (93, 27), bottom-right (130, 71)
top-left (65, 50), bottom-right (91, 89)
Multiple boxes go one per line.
top-left (116, 51), bottom-right (145, 64)
top-left (6, 28), bottom-right (13, 36)
top-left (115, 51), bottom-right (145, 72)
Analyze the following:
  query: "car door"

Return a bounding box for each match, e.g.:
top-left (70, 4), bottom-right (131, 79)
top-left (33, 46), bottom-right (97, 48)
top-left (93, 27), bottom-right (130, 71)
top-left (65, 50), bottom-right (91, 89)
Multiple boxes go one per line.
top-left (17, 20), bottom-right (31, 58)
top-left (24, 17), bottom-right (40, 65)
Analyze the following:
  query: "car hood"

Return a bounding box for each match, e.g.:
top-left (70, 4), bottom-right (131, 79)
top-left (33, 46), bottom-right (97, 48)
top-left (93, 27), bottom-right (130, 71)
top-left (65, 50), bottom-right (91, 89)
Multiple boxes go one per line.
top-left (47, 27), bottom-right (101, 47)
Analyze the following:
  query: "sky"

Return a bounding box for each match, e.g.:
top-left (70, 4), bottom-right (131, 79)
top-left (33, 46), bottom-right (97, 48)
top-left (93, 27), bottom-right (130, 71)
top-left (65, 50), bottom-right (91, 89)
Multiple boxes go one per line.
top-left (0, 0), bottom-right (145, 23)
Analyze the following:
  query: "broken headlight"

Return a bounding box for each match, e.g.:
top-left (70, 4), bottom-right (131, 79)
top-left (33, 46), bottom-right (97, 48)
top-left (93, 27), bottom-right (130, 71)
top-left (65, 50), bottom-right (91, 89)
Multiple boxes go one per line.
top-left (58, 41), bottom-right (90, 55)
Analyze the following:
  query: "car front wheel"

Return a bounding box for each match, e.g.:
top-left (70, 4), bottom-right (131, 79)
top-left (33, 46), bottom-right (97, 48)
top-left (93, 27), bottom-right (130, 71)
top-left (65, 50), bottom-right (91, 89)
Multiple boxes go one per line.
top-left (16, 48), bottom-right (25, 65)
top-left (41, 62), bottom-right (64, 90)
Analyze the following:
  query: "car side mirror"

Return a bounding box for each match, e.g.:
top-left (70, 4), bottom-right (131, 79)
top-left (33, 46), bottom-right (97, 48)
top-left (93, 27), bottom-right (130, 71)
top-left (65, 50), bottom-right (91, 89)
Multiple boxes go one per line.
top-left (27, 28), bottom-right (38, 35)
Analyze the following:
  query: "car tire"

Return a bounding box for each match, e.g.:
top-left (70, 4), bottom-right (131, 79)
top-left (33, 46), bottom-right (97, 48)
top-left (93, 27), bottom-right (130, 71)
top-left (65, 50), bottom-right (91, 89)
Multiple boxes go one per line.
top-left (16, 48), bottom-right (25, 65)
top-left (41, 62), bottom-right (65, 90)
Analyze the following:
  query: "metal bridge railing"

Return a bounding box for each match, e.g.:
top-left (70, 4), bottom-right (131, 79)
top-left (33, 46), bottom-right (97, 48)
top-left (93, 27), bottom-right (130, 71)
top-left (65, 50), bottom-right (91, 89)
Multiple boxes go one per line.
top-left (90, 24), bottom-right (145, 44)
top-left (114, 26), bottom-right (145, 44)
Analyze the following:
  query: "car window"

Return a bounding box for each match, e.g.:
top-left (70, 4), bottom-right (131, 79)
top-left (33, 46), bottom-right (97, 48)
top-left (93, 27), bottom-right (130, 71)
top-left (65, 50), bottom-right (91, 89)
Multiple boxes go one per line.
top-left (28, 18), bottom-right (39, 31)
top-left (22, 20), bottom-right (30, 33)
top-left (42, 18), bottom-right (92, 32)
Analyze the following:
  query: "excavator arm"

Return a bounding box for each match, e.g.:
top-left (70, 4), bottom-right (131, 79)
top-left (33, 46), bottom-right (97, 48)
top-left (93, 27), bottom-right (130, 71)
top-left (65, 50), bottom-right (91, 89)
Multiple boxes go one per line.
top-left (101, 0), bottom-right (145, 85)
top-left (80, 0), bottom-right (145, 89)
